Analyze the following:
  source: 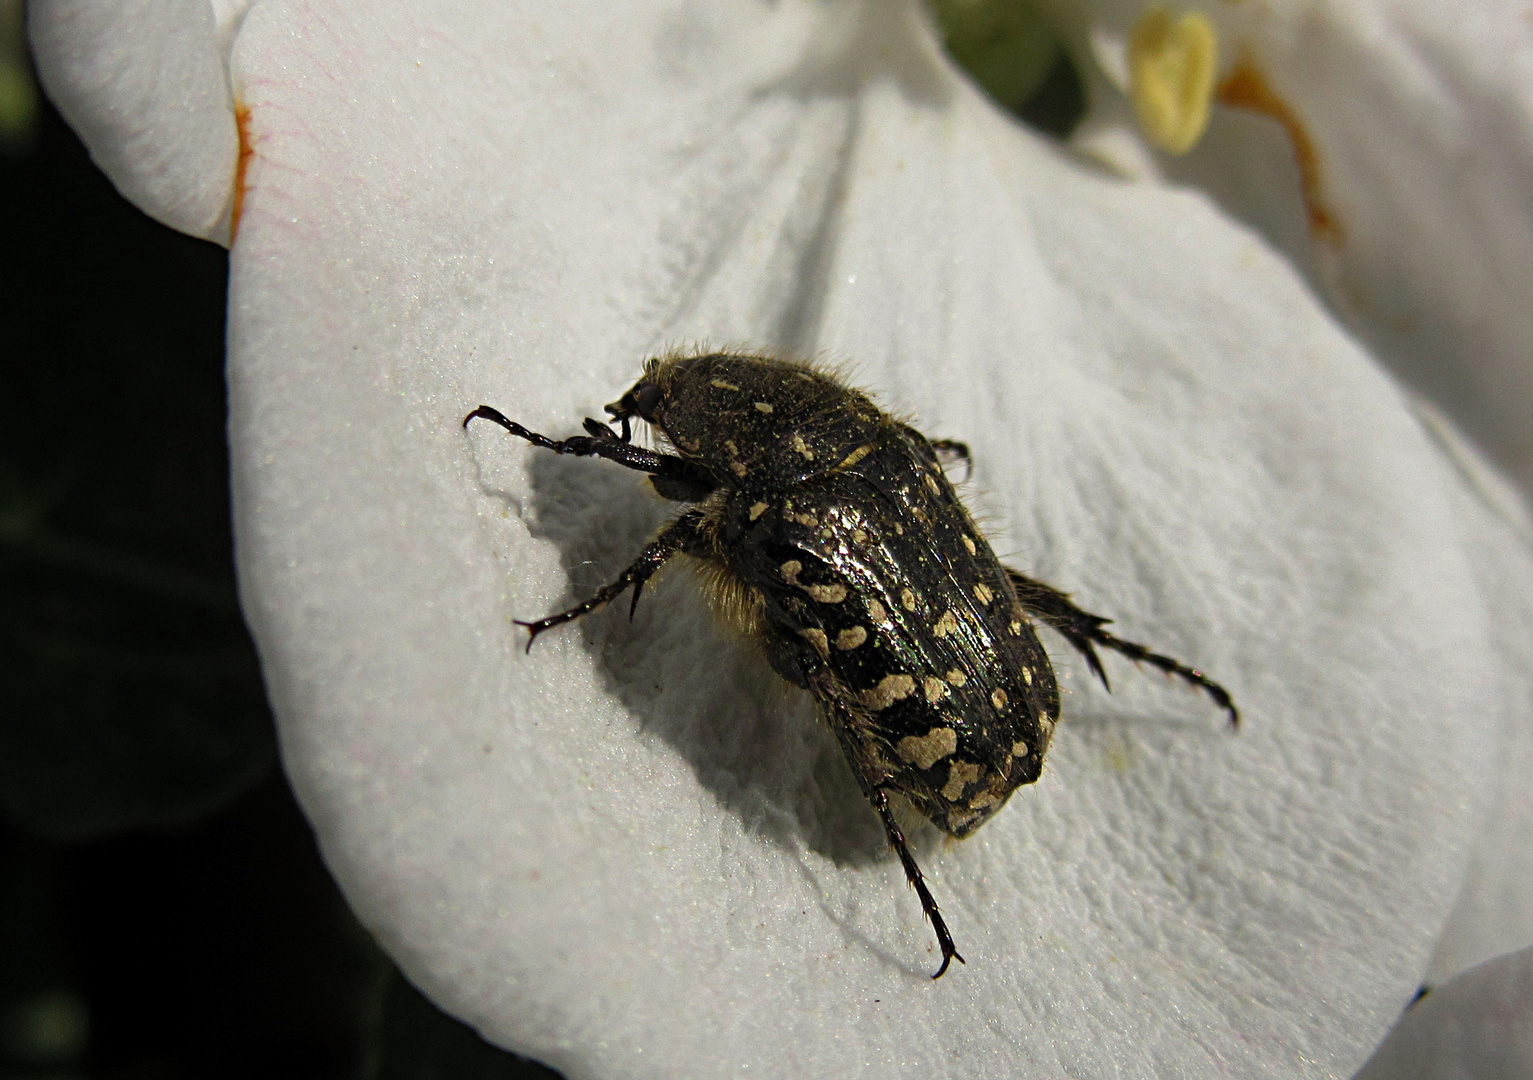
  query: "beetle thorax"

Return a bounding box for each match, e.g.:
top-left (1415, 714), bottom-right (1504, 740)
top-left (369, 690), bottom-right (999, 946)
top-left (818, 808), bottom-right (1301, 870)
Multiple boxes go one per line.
top-left (648, 353), bottom-right (885, 489)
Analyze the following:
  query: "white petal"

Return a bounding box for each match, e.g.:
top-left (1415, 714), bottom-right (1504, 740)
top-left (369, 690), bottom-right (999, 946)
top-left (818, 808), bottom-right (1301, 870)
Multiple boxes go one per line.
top-left (36, 0), bottom-right (1513, 1074)
top-left (1148, 0), bottom-right (1533, 995)
top-left (30, 0), bottom-right (238, 241)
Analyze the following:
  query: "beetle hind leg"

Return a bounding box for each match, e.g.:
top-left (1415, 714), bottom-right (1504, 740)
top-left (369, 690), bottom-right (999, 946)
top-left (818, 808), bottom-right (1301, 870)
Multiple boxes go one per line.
top-left (1006, 570), bottom-right (1239, 727)
top-left (870, 787), bottom-right (965, 979)
top-left (820, 697), bottom-right (965, 977)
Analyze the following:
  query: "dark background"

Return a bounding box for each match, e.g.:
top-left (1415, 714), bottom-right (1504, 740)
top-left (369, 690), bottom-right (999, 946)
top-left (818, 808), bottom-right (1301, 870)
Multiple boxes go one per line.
top-left (1, 90), bottom-right (561, 1080)
top-left (0, 45), bottom-right (1080, 1080)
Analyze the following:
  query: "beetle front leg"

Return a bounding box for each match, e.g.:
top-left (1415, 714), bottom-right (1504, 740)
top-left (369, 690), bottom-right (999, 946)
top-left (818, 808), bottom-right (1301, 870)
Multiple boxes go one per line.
top-left (464, 405), bottom-right (716, 499)
top-left (1005, 570), bottom-right (1239, 727)
top-left (518, 508), bottom-right (710, 651)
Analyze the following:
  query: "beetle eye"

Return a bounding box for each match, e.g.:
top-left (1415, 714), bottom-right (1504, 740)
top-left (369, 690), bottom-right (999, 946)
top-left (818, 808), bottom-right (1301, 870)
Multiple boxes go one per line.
top-left (606, 380), bottom-right (663, 425)
top-left (633, 381), bottom-right (664, 419)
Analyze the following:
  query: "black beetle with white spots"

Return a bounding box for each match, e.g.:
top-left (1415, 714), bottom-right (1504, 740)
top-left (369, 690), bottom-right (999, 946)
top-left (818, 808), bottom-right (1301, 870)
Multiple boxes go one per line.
top-left (466, 353), bottom-right (1237, 979)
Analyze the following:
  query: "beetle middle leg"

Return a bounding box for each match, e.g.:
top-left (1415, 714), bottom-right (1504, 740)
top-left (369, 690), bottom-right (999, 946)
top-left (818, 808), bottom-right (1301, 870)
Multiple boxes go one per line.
top-left (1006, 570), bottom-right (1238, 727)
top-left (517, 508), bottom-right (711, 651)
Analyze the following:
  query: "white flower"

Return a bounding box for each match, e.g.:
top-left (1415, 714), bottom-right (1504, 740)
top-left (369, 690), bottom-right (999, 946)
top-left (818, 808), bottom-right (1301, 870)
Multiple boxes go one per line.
top-left (30, 0), bottom-right (1533, 1075)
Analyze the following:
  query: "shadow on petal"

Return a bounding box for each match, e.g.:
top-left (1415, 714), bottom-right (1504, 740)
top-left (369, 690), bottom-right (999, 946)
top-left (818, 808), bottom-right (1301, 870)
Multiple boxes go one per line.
top-left (522, 450), bottom-right (894, 869)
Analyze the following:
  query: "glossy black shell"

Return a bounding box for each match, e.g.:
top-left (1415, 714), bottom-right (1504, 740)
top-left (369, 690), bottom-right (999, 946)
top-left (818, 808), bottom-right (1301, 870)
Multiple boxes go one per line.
top-left (627, 354), bottom-right (1056, 836)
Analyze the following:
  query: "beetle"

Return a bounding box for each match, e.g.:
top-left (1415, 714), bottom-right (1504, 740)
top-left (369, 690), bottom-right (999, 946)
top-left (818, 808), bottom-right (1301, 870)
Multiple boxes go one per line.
top-left (465, 352), bottom-right (1236, 978)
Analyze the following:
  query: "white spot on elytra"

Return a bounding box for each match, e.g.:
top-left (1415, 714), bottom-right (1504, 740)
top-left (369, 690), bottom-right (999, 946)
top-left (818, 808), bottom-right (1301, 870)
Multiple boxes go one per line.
top-left (754, 401), bottom-right (773, 413)
top-left (861, 674), bottom-right (916, 710)
top-left (896, 727), bottom-right (958, 769)
top-left (808, 583), bottom-right (847, 603)
top-left (867, 599), bottom-right (889, 624)
top-left (749, 501), bottom-right (768, 521)
top-left (836, 626), bottom-right (868, 650)
top-left (780, 560), bottom-right (803, 585)
top-left (791, 433), bottom-right (814, 460)
top-left (991, 688), bottom-right (1009, 710)
top-left (945, 668), bottom-right (967, 686)
top-left (931, 609), bottom-right (959, 637)
top-left (973, 583), bottom-right (993, 605)
top-left (900, 588), bottom-right (917, 611)
top-left (941, 760), bottom-right (983, 801)
top-left (711, 379), bottom-right (739, 391)
top-left (732, 461), bottom-right (748, 477)
top-left (922, 676), bottom-right (949, 703)
top-left (1011, 739), bottom-right (1030, 758)
top-left (962, 534), bottom-right (977, 555)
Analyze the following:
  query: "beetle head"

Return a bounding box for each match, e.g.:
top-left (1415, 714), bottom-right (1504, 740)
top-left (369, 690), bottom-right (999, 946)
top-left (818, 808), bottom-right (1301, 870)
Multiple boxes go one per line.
top-left (604, 377), bottom-right (664, 442)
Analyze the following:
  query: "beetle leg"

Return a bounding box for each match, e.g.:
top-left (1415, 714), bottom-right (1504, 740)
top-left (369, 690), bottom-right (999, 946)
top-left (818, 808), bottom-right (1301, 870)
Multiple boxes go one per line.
top-left (870, 786), bottom-right (965, 979)
top-left (1005, 570), bottom-right (1239, 727)
top-left (464, 405), bottom-right (716, 497)
top-left (928, 439), bottom-right (972, 482)
top-left (1003, 571), bottom-right (1112, 688)
top-left (516, 509), bottom-right (710, 651)
top-left (820, 696), bottom-right (964, 978)
top-left (582, 416), bottom-right (624, 441)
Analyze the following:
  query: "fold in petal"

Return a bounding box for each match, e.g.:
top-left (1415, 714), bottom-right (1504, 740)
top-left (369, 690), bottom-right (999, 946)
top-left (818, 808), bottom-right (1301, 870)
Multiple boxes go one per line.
top-left (1355, 945), bottom-right (1533, 1079)
top-left (30, 0), bottom-right (238, 241)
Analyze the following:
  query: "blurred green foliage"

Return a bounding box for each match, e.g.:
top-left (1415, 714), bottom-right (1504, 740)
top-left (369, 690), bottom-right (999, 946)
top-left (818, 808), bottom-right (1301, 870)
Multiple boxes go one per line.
top-left (0, 0), bottom-right (35, 154)
top-left (927, 0), bottom-right (1086, 138)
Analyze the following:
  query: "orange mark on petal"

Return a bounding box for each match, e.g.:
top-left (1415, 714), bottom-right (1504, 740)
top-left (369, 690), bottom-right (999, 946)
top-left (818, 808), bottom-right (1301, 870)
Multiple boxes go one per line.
top-left (230, 102), bottom-right (255, 244)
top-left (1217, 54), bottom-right (1342, 246)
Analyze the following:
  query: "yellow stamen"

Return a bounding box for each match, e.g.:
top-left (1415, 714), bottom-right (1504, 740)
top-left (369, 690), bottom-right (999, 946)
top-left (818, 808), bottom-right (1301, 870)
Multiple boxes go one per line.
top-left (1128, 8), bottom-right (1218, 155)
